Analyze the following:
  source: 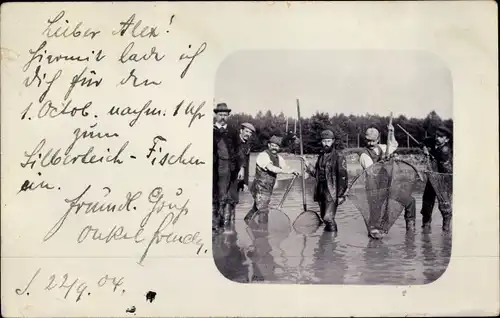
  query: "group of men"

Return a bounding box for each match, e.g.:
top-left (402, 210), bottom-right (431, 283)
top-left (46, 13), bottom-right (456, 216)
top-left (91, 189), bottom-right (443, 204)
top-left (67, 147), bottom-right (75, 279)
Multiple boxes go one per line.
top-left (213, 102), bottom-right (300, 234)
top-left (213, 102), bottom-right (453, 236)
top-left (356, 121), bottom-right (453, 238)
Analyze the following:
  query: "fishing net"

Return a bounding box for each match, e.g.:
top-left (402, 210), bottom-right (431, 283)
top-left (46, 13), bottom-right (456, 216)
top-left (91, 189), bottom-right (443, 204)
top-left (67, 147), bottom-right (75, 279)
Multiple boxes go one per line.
top-left (292, 210), bottom-right (322, 235)
top-left (425, 171), bottom-right (453, 207)
top-left (347, 158), bottom-right (421, 237)
top-left (246, 176), bottom-right (296, 241)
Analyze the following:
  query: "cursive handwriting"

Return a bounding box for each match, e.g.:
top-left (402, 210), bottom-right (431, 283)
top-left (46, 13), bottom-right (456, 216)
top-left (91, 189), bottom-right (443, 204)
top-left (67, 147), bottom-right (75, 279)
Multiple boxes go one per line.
top-left (44, 185), bottom-right (142, 242)
top-left (78, 223), bottom-right (145, 244)
top-left (23, 66), bottom-right (63, 103)
top-left (18, 176), bottom-right (56, 194)
top-left (173, 100), bottom-right (206, 128)
top-left (21, 99), bottom-right (91, 120)
top-left (107, 100), bottom-right (163, 127)
top-left (65, 67), bottom-right (103, 100)
top-left (23, 41), bottom-right (105, 73)
top-left (146, 136), bottom-right (205, 166)
top-left (43, 11), bottom-right (101, 39)
top-left (66, 126), bottom-right (120, 155)
top-left (16, 268), bottom-right (124, 303)
top-left (138, 187), bottom-right (199, 265)
top-left (179, 42), bottom-right (207, 78)
top-left (118, 68), bottom-right (162, 87)
top-left (21, 139), bottom-right (129, 170)
top-left (112, 14), bottom-right (160, 38)
top-left (16, 10), bottom-right (210, 270)
top-left (119, 42), bottom-right (165, 63)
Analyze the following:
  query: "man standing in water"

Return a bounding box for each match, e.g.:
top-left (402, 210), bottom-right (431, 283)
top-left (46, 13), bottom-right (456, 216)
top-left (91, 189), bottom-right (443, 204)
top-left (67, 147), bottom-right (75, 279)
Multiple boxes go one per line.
top-left (301, 129), bottom-right (349, 232)
top-left (420, 125), bottom-right (453, 232)
top-left (213, 103), bottom-right (239, 232)
top-left (359, 124), bottom-right (417, 238)
top-left (244, 135), bottom-right (299, 224)
top-left (223, 122), bottom-right (256, 233)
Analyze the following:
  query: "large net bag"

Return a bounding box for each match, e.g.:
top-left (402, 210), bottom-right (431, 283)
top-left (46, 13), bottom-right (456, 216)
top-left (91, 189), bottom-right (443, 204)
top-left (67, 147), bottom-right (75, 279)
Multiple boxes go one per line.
top-left (425, 170), bottom-right (453, 207)
top-left (347, 158), bottom-right (422, 237)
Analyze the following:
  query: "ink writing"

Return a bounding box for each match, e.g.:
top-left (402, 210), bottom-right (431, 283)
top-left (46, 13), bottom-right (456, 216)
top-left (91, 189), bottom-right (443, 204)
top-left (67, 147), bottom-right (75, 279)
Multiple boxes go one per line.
top-left (15, 268), bottom-right (124, 303)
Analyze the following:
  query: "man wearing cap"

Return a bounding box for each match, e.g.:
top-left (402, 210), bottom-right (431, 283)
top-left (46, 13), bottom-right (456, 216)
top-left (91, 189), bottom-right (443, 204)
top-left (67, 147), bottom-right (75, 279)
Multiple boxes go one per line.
top-left (301, 129), bottom-right (349, 232)
top-left (244, 135), bottom-right (299, 224)
top-left (420, 125), bottom-right (453, 232)
top-left (213, 103), bottom-right (239, 232)
top-left (359, 124), bottom-right (418, 236)
top-left (359, 126), bottom-right (398, 169)
top-left (223, 122), bottom-right (256, 232)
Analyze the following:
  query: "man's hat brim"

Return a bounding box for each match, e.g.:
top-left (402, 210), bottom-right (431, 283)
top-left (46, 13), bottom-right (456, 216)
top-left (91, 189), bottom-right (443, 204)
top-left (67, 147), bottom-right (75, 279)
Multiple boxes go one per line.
top-left (214, 108), bottom-right (231, 113)
top-left (241, 122), bottom-right (256, 132)
top-left (214, 103), bottom-right (232, 113)
top-left (436, 126), bottom-right (452, 137)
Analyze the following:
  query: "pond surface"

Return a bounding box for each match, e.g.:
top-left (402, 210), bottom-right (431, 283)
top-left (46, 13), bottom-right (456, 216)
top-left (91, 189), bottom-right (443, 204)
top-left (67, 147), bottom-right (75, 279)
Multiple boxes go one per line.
top-left (213, 155), bottom-right (452, 285)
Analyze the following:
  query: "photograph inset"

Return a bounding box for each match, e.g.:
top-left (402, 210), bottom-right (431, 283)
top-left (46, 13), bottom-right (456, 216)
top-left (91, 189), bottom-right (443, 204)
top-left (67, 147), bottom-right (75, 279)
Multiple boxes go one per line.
top-left (212, 50), bottom-right (453, 285)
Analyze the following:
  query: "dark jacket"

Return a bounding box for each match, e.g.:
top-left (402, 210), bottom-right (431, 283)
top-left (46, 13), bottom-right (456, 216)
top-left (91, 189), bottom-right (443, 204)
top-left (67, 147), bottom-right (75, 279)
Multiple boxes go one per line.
top-left (423, 137), bottom-right (453, 174)
top-left (213, 124), bottom-right (239, 183)
top-left (235, 137), bottom-right (252, 189)
top-left (307, 149), bottom-right (348, 202)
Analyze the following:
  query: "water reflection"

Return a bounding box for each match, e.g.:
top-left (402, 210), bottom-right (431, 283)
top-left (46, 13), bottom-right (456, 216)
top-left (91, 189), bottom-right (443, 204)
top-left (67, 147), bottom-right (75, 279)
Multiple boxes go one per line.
top-left (311, 231), bottom-right (348, 284)
top-left (213, 224), bottom-right (249, 283)
top-left (245, 220), bottom-right (280, 282)
top-left (213, 158), bottom-right (452, 285)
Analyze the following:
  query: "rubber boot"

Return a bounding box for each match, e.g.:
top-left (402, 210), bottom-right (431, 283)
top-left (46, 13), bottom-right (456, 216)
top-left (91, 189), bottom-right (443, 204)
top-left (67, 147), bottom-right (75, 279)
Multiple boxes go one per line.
top-left (223, 205), bottom-right (236, 234)
top-left (218, 203), bottom-right (226, 227)
top-left (406, 219), bottom-right (416, 232)
top-left (442, 216), bottom-right (451, 232)
top-left (323, 201), bottom-right (338, 233)
top-left (324, 220), bottom-right (338, 232)
top-left (422, 214), bottom-right (432, 230)
top-left (244, 205), bottom-right (258, 224)
top-left (212, 204), bottom-right (221, 233)
top-left (405, 198), bottom-right (417, 232)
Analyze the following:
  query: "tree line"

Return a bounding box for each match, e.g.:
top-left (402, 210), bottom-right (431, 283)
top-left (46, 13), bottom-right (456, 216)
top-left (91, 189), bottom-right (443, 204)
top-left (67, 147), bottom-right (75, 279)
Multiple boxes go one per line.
top-left (223, 110), bottom-right (453, 154)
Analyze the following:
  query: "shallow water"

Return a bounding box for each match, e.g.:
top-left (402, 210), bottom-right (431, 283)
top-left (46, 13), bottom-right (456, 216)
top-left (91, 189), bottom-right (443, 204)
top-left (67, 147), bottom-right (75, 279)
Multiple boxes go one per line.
top-left (213, 156), bottom-right (452, 285)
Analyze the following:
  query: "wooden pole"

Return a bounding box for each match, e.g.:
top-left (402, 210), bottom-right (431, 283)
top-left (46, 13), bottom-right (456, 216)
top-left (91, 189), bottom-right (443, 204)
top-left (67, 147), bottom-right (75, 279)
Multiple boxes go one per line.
top-left (296, 99), bottom-right (307, 212)
top-left (357, 133), bottom-right (360, 148)
top-left (385, 112), bottom-right (393, 157)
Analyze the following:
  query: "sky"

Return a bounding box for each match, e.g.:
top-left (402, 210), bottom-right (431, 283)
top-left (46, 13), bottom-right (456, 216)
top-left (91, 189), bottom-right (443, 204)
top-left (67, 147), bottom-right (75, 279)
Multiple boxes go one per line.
top-left (215, 50), bottom-right (453, 120)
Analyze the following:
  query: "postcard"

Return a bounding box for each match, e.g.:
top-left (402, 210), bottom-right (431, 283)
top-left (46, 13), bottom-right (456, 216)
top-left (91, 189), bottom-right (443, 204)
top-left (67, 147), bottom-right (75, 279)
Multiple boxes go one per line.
top-left (1, 1), bottom-right (498, 317)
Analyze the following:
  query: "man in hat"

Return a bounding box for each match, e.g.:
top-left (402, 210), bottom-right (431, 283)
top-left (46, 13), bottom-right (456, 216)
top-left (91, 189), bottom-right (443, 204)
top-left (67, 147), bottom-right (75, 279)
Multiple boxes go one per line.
top-left (213, 103), bottom-right (239, 232)
top-left (359, 124), bottom-right (417, 237)
top-left (301, 129), bottom-right (349, 232)
top-left (420, 125), bottom-right (453, 232)
top-left (223, 122), bottom-right (256, 233)
top-left (244, 135), bottom-right (299, 224)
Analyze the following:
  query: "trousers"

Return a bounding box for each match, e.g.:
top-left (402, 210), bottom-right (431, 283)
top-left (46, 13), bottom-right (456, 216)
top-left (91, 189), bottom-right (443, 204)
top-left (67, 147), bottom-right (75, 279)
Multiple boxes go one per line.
top-left (227, 175), bottom-right (241, 207)
top-left (420, 179), bottom-right (452, 223)
top-left (213, 159), bottom-right (231, 228)
top-left (319, 199), bottom-right (338, 224)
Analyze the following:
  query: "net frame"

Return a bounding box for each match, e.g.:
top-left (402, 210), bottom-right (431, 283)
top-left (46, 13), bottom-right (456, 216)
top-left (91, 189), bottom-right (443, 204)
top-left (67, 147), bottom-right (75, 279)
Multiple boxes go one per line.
top-left (345, 157), bottom-right (422, 234)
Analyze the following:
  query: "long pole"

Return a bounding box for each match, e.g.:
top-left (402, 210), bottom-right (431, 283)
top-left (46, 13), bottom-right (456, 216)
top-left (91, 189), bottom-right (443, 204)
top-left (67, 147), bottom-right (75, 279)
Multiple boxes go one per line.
top-left (385, 112), bottom-right (393, 157)
top-left (296, 99), bottom-right (307, 212)
top-left (397, 124), bottom-right (421, 146)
